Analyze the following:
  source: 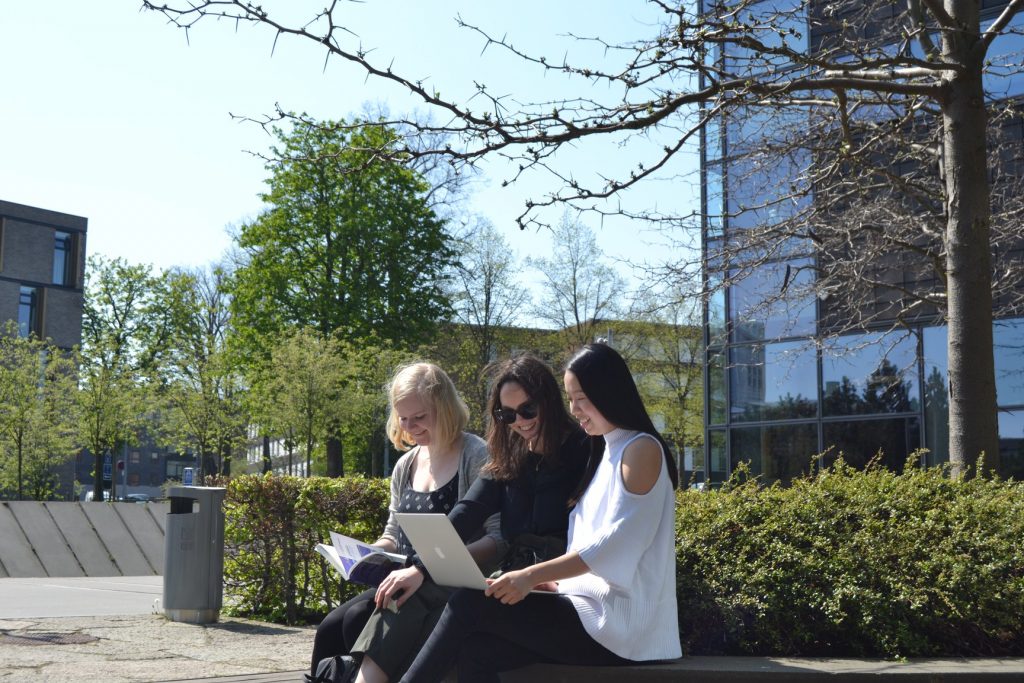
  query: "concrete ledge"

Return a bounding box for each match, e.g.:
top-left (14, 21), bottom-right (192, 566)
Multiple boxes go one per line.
top-left (0, 501), bottom-right (169, 578)
top-left (496, 657), bottom-right (1024, 682)
top-left (163, 657), bottom-right (1024, 682)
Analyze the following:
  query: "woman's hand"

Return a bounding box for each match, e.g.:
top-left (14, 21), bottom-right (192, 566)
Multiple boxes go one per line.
top-left (374, 566), bottom-right (424, 610)
top-left (484, 568), bottom-right (536, 605)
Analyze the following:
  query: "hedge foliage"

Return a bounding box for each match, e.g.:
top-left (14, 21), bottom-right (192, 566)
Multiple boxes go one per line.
top-left (676, 460), bottom-right (1024, 657)
top-left (219, 463), bottom-right (1024, 656)
top-left (221, 473), bottom-right (390, 624)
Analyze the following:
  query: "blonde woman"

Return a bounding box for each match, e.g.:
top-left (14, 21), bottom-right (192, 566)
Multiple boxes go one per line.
top-left (309, 362), bottom-right (500, 680)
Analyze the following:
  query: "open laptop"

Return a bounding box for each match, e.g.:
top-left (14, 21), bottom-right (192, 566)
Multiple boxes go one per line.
top-left (395, 512), bottom-right (564, 595)
top-left (394, 512), bottom-right (489, 589)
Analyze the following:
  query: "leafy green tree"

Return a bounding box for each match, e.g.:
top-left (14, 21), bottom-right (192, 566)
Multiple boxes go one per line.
top-left (152, 265), bottom-right (246, 477)
top-left (248, 330), bottom-right (412, 477)
top-left (78, 256), bottom-right (161, 501)
top-left (0, 325), bottom-right (78, 500)
top-left (624, 298), bottom-right (705, 480)
top-left (333, 340), bottom-right (416, 476)
top-left (230, 118), bottom-right (454, 354)
top-left (248, 328), bottom-right (347, 477)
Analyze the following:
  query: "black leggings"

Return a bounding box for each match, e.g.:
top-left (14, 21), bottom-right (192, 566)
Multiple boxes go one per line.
top-left (399, 588), bottom-right (630, 683)
top-left (309, 588), bottom-right (376, 674)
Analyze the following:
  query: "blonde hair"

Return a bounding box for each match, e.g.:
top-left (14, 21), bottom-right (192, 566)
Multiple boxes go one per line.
top-left (385, 362), bottom-right (469, 451)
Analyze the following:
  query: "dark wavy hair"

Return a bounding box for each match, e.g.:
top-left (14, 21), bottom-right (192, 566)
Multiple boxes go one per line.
top-left (483, 354), bottom-right (577, 481)
top-left (566, 342), bottom-right (679, 500)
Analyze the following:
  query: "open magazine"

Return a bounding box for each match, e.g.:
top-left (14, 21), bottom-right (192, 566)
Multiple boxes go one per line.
top-left (315, 531), bottom-right (407, 587)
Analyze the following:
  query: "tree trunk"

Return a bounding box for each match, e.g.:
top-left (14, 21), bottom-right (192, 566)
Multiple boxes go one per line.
top-left (262, 435), bottom-right (272, 474)
top-left (92, 452), bottom-right (105, 503)
top-left (326, 437), bottom-right (344, 477)
top-left (942, 3), bottom-right (1000, 476)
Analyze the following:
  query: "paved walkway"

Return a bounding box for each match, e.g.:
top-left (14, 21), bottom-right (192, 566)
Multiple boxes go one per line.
top-left (0, 577), bottom-right (312, 682)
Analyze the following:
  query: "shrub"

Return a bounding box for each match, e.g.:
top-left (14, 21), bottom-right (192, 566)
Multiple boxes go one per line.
top-left (676, 458), bottom-right (1024, 657)
top-left (221, 473), bottom-right (390, 624)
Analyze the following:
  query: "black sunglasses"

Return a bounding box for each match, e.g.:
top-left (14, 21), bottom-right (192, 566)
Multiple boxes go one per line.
top-left (493, 401), bottom-right (539, 424)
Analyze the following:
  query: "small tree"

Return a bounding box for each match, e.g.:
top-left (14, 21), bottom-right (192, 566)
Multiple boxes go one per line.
top-left (0, 326), bottom-right (78, 500)
top-left (528, 211), bottom-right (628, 351)
top-left (442, 216), bottom-right (530, 427)
top-left (248, 328), bottom-right (348, 476)
top-left (78, 256), bottom-right (161, 500)
top-left (153, 265), bottom-right (247, 477)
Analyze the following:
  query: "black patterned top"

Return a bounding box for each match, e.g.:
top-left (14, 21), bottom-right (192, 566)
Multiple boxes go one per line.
top-left (393, 473), bottom-right (459, 556)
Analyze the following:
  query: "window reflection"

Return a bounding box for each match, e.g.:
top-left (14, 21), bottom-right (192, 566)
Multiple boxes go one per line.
top-left (822, 417), bottom-right (922, 472)
top-left (707, 271), bottom-right (726, 348)
top-left (724, 105), bottom-right (812, 233)
top-left (708, 349), bottom-right (727, 425)
top-left (53, 231), bottom-right (72, 286)
top-left (721, 0), bottom-right (806, 73)
top-left (709, 430), bottom-right (728, 484)
top-left (18, 286), bottom-right (37, 338)
top-left (705, 161), bottom-right (724, 238)
top-left (730, 259), bottom-right (816, 342)
top-left (922, 325), bottom-right (949, 465)
top-left (822, 332), bottom-right (920, 416)
top-left (731, 423), bottom-right (817, 484)
top-left (729, 340), bottom-right (817, 421)
top-left (994, 319), bottom-right (1024, 406)
top-left (999, 410), bottom-right (1024, 481)
top-left (983, 13), bottom-right (1024, 98)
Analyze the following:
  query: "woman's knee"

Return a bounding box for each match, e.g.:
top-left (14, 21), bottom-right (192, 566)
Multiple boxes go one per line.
top-left (447, 588), bottom-right (488, 613)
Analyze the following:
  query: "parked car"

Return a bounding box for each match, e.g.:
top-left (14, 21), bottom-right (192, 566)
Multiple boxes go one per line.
top-left (123, 493), bottom-right (153, 503)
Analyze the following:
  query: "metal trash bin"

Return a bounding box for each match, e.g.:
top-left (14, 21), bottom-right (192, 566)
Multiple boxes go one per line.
top-left (163, 486), bottom-right (226, 624)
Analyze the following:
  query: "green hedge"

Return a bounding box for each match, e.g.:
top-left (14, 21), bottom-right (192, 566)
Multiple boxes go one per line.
top-left (221, 473), bottom-right (390, 624)
top-left (676, 460), bottom-right (1024, 657)
top-left (220, 463), bottom-right (1024, 656)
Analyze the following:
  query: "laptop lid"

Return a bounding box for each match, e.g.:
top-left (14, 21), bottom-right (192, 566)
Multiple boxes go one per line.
top-left (394, 512), bottom-right (489, 590)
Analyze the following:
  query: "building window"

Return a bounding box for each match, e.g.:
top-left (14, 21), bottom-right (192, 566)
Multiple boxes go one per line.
top-left (821, 331), bottom-right (921, 417)
top-left (53, 231), bottom-right (73, 285)
top-left (822, 417), bottom-right (922, 473)
top-left (999, 410), bottom-right (1024, 481)
top-left (729, 340), bottom-right (817, 422)
top-left (130, 450), bottom-right (141, 465)
top-left (731, 422), bottom-right (818, 484)
top-left (729, 259), bottom-right (816, 343)
top-left (166, 460), bottom-right (187, 479)
top-left (18, 286), bottom-right (38, 338)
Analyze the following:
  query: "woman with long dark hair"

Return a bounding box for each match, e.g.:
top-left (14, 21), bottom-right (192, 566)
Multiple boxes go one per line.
top-left (395, 342), bottom-right (681, 683)
top-left (348, 354), bottom-right (590, 683)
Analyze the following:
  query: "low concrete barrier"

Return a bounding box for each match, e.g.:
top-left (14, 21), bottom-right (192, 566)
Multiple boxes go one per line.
top-left (0, 501), bottom-right (169, 578)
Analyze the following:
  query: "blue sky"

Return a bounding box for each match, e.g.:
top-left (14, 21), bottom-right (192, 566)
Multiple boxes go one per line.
top-left (1, 2), bottom-right (699, 286)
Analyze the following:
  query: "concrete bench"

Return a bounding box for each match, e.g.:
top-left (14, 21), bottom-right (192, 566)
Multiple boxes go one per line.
top-left (168, 656), bottom-right (1024, 682)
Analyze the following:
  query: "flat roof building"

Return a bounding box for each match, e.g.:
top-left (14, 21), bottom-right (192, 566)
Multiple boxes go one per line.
top-left (0, 199), bottom-right (87, 349)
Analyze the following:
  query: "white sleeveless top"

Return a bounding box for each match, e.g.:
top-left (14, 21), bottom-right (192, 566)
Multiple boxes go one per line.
top-left (557, 428), bottom-right (681, 661)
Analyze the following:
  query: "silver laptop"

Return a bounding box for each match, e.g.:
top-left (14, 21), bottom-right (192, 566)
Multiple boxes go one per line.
top-left (394, 512), bottom-right (489, 589)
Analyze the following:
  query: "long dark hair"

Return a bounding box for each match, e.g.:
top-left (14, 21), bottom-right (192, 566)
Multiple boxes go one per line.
top-left (483, 354), bottom-right (576, 481)
top-left (566, 342), bottom-right (679, 499)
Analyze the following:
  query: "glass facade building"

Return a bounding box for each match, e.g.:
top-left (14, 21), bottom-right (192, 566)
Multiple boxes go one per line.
top-left (700, 1), bottom-right (1024, 484)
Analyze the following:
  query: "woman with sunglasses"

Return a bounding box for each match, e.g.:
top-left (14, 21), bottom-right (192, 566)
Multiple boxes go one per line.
top-left (308, 361), bottom-right (501, 682)
top-left (395, 342), bottom-right (681, 683)
top-left (348, 354), bottom-right (590, 683)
